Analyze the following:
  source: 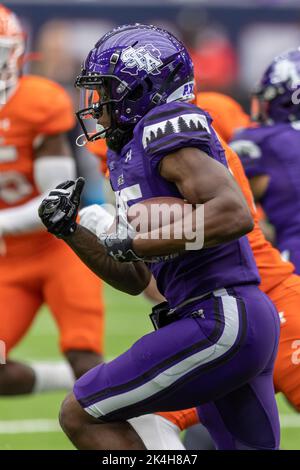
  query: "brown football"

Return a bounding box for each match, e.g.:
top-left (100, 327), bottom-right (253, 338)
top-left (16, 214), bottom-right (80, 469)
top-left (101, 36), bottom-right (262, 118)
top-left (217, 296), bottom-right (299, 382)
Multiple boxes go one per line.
top-left (127, 196), bottom-right (188, 234)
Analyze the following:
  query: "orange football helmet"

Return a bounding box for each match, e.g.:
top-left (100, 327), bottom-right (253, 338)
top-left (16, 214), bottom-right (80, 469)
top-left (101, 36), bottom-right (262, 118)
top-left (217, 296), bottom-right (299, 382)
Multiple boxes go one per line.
top-left (0, 4), bottom-right (25, 102)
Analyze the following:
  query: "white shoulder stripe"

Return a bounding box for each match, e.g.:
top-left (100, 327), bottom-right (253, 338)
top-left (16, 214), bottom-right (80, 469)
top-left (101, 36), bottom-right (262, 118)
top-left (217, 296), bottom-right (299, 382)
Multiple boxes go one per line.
top-left (142, 113), bottom-right (211, 149)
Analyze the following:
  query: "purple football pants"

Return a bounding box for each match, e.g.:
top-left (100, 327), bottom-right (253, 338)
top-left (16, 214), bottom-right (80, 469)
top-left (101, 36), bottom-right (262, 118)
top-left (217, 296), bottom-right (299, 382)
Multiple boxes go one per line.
top-left (74, 285), bottom-right (280, 450)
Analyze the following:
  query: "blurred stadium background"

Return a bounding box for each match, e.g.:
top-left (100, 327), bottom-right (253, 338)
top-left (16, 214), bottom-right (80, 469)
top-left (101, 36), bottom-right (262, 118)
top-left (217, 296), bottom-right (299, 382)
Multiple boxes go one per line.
top-left (1, 0), bottom-right (300, 449)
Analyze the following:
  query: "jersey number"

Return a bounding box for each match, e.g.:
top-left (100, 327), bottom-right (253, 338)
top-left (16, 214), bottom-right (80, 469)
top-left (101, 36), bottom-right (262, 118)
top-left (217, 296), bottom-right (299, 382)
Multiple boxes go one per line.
top-left (0, 171), bottom-right (33, 204)
top-left (115, 184), bottom-right (142, 224)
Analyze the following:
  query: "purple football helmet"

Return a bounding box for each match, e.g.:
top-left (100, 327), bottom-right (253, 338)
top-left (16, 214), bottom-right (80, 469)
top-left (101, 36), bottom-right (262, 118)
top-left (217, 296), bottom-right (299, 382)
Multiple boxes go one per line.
top-left (252, 48), bottom-right (300, 124)
top-left (75, 24), bottom-right (194, 151)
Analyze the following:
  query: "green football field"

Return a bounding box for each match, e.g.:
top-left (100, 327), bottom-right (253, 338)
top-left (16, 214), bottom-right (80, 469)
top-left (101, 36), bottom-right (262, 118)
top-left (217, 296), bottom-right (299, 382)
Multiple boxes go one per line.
top-left (0, 284), bottom-right (299, 450)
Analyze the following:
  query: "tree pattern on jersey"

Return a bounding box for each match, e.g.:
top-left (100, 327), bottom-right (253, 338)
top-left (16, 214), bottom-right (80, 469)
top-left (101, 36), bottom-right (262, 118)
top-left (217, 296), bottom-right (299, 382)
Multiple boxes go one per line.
top-left (142, 112), bottom-right (210, 149)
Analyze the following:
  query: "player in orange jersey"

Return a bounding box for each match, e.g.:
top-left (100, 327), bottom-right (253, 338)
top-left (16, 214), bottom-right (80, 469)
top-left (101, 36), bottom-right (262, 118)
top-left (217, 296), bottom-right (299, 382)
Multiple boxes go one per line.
top-left (81, 92), bottom-right (300, 449)
top-left (125, 130), bottom-right (300, 450)
top-left (154, 94), bottom-right (300, 449)
top-left (197, 91), bottom-right (251, 142)
top-left (0, 5), bottom-right (104, 396)
top-left (198, 91), bottom-right (274, 242)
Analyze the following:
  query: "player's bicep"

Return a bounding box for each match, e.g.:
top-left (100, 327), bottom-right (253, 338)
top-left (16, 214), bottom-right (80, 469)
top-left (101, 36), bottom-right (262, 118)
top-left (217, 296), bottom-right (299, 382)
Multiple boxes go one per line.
top-left (159, 147), bottom-right (236, 204)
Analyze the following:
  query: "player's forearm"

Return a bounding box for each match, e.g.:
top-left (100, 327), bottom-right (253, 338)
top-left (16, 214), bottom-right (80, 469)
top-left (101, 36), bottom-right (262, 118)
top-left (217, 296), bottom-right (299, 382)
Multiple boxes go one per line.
top-left (133, 194), bottom-right (253, 256)
top-left (64, 225), bottom-right (151, 295)
top-left (0, 195), bottom-right (46, 236)
top-left (201, 193), bottom-right (254, 247)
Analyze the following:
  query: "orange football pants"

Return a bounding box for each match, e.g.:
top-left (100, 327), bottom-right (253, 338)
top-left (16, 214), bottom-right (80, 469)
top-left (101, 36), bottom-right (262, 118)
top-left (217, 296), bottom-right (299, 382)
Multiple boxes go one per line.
top-left (0, 236), bottom-right (104, 355)
top-left (158, 274), bottom-right (300, 429)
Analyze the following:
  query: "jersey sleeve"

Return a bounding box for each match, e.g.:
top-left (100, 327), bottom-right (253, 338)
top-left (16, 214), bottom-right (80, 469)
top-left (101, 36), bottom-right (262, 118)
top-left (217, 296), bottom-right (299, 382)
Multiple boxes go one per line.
top-left (139, 102), bottom-right (213, 170)
top-left (230, 136), bottom-right (266, 179)
top-left (36, 81), bottom-right (75, 135)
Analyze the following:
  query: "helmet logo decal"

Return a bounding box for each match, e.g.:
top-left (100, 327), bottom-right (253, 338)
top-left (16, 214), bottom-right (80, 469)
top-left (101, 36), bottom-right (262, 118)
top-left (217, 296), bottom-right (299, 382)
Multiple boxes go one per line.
top-left (121, 44), bottom-right (163, 76)
top-left (270, 59), bottom-right (300, 89)
top-left (142, 113), bottom-right (210, 149)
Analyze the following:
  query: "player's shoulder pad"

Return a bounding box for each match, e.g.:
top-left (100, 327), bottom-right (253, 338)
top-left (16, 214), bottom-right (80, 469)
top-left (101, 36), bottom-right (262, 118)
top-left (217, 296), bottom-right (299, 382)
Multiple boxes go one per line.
top-left (17, 75), bottom-right (74, 132)
top-left (19, 75), bottom-right (73, 113)
top-left (21, 75), bottom-right (67, 94)
top-left (136, 101), bottom-right (212, 153)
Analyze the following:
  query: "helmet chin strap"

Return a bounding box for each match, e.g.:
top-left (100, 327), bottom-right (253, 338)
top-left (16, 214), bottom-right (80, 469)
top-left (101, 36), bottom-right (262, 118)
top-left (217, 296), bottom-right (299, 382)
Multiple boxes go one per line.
top-left (104, 101), bottom-right (133, 152)
top-left (106, 127), bottom-right (133, 152)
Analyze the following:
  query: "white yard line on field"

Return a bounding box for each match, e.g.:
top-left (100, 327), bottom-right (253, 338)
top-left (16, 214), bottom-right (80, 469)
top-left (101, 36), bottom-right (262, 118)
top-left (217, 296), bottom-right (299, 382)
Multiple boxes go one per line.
top-left (0, 414), bottom-right (299, 434)
top-left (0, 419), bottom-right (60, 434)
top-left (280, 414), bottom-right (300, 428)
top-left (20, 357), bottom-right (115, 364)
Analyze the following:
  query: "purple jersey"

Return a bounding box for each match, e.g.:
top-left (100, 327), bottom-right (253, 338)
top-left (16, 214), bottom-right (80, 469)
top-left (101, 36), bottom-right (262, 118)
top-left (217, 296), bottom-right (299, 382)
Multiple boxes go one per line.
top-left (108, 101), bottom-right (259, 307)
top-left (231, 123), bottom-right (300, 254)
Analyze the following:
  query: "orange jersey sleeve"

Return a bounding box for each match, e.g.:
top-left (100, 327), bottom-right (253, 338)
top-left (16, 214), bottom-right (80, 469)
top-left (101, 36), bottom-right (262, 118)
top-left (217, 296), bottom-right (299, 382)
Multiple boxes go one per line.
top-left (197, 92), bottom-right (251, 143)
top-left (21, 75), bottom-right (75, 135)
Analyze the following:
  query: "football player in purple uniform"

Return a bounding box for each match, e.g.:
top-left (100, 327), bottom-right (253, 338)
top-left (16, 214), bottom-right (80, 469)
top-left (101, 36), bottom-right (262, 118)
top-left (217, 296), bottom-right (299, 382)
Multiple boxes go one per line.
top-left (231, 48), bottom-right (300, 273)
top-left (39, 25), bottom-right (280, 450)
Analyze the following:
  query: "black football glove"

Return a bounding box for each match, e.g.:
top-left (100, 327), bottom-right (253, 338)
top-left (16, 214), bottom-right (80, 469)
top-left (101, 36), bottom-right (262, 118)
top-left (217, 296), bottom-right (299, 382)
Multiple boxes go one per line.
top-left (38, 177), bottom-right (85, 238)
top-left (99, 232), bottom-right (144, 263)
top-left (99, 232), bottom-right (180, 263)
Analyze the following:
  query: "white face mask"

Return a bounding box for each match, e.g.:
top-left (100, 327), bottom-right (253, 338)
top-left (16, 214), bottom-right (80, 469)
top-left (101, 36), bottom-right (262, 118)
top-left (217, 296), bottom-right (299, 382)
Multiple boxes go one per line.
top-left (75, 123), bottom-right (107, 147)
top-left (96, 123), bottom-right (107, 138)
top-left (0, 37), bottom-right (24, 106)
